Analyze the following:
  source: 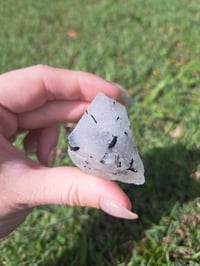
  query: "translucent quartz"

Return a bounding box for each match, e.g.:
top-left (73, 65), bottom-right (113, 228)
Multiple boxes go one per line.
top-left (68, 93), bottom-right (145, 184)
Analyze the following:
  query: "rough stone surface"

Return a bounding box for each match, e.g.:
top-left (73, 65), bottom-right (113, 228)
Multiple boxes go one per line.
top-left (68, 93), bottom-right (145, 184)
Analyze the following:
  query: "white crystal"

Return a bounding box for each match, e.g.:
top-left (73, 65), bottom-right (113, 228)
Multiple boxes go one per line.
top-left (68, 93), bottom-right (145, 184)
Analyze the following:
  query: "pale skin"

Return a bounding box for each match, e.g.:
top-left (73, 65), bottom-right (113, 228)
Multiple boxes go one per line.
top-left (0, 65), bottom-right (137, 239)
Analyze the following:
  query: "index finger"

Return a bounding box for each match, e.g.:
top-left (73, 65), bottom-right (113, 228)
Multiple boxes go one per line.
top-left (0, 65), bottom-right (121, 113)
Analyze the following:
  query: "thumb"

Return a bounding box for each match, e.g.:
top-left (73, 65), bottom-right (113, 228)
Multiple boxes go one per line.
top-left (17, 166), bottom-right (138, 219)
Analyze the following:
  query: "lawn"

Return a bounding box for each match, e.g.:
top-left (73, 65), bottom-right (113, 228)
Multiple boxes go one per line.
top-left (0, 0), bottom-right (200, 265)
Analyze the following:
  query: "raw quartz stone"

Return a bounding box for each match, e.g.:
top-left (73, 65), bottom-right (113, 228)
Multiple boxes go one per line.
top-left (68, 93), bottom-right (145, 184)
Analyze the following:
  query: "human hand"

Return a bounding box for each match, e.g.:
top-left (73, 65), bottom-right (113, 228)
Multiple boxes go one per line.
top-left (0, 65), bottom-right (137, 239)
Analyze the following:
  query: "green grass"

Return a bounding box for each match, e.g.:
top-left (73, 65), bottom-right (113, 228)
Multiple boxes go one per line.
top-left (0, 0), bottom-right (200, 265)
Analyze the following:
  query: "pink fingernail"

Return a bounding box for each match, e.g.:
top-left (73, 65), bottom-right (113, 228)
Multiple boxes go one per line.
top-left (99, 198), bottom-right (138, 220)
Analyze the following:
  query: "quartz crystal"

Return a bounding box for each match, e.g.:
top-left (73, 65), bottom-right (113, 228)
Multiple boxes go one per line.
top-left (68, 93), bottom-right (145, 184)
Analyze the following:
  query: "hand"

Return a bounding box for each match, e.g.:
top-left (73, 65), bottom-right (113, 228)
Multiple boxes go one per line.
top-left (0, 65), bottom-right (137, 239)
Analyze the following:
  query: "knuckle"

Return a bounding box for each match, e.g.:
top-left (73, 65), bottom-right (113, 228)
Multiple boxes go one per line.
top-left (62, 184), bottom-right (81, 207)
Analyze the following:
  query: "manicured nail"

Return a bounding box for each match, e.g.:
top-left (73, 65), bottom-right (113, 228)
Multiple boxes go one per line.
top-left (99, 198), bottom-right (138, 220)
top-left (112, 82), bottom-right (132, 105)
top-left (48, 148), bottom-right (56, 166)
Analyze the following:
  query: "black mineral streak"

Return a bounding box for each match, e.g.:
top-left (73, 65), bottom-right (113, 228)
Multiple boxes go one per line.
top-left (69, 144), bottom-right (80, 152)
top-left (100, 152), bottom-right (107, 164)
top-left (100, 159), bottom-right (105, 164)
top-left (128, 167), bottom-right (138, 173)
top-left (90, 114), bottom-right (97, 124)
top-left (117, 161), bottom-right (122, 168)
top-left (114, 155), bottom-right (120, 167)
top-left (127, 158), bottom-right (138, 172)
top-left (108, 136), bottom-right (117, 149)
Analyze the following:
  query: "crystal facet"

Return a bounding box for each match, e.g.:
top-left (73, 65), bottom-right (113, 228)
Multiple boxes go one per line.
top-left (68, 93), bottom-right (145, 184)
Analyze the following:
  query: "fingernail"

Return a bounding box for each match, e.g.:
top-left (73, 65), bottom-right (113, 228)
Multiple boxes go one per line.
top-left (48, 148), bottom-right (56, 166)
top-left (99, 198), bottom-right (138, 220)
top-left (112, 82), bottom-right (132, 105)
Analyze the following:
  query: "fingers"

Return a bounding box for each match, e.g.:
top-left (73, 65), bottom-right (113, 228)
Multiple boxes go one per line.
top-left (0, 136), bottom-right (137, 222)
top-left (14, 166), bottom-right (137, 220)
top-left (0, 208), bottom-right (31, 239)
top-left (23, 125), bottom-right (59, 165)
top-left (23, 129), bottom-right (41, 153)
top-left (36, 125), bottom-right (59, 165)
top-left (0, 105), bottom-right (17, 139)
top-left (18, 100), bottom-right (88, 129)
top-left (0, 65), bottom-right (121, 113)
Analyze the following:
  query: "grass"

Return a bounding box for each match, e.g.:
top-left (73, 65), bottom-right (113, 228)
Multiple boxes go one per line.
top-left (0, 0), bottom-right (200, 265)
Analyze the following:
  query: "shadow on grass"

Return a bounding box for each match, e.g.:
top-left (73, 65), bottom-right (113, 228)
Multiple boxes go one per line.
top-left (47, 143), bottom-right (200, 266)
